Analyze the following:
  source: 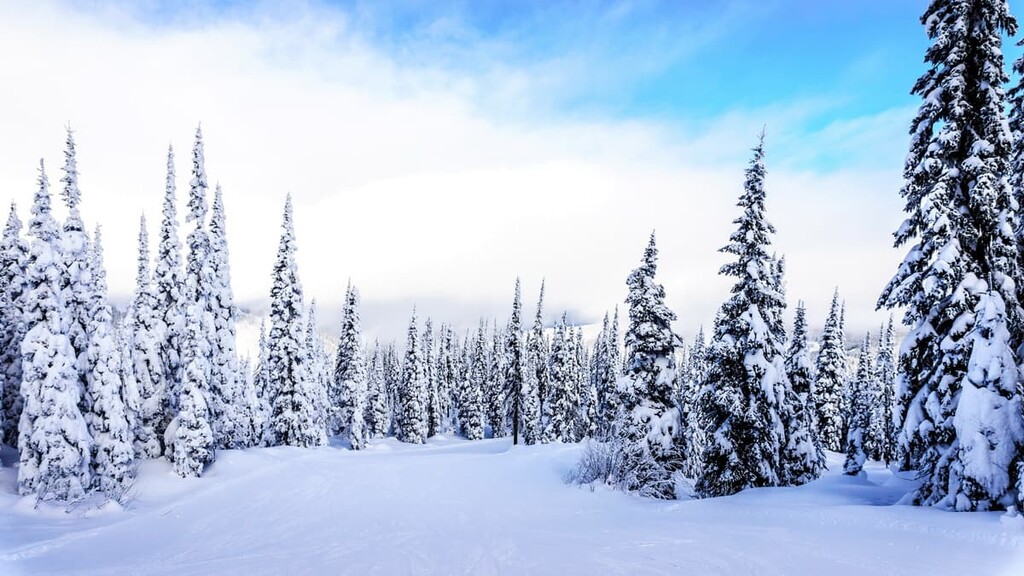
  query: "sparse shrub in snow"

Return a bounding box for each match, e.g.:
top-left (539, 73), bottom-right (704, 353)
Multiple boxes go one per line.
top-left (566, 439), bottom-right (627, 488)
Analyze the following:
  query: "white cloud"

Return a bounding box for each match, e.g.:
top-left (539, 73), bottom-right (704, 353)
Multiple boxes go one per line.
top-left (0, 0), bottom-right (909, 343)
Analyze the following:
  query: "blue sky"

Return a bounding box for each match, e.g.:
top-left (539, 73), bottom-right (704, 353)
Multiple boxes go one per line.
top-left (5, 0), bottom-right (1023, 343)
top-left (116, 0), bottom-right (944, 173)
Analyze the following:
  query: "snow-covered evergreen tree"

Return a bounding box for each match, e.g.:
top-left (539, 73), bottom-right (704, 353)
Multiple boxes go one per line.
top-left (422, 318), bottom-right (441, 437)
top-left (504, 278), bottom-right (538, 445)
top-left (304, 302), bottom-right (332, 442)
top-left (167, 128), bottom-right (218, 473)
top-left (208, 185), bottom-right (242, 449)
top-left (680, 326), bottom-right (708, 476)
top-left (398, 310), bottom-right (428, 444)
top-left (527, 281), bottom-right (550, 425)
top-left (780, 301), bottom-right (825, 485)
top-left (594, 310), bottom-right (622, 441)
top-left (367, 345), bottom-right (389, 439)
top-left (334, 287), bottom-right (368, 449)
top-left (0, 203), bottom-right (28, 445)
top-left (58, 128), bottom-right (96, 429)
top-left (844, 335), bottom-right (873, 476)
top-left (574, 327), bottom-right (598, 440)
top-left (267, 195), bottom-right (322, 448)
top-left (617, 233), bottom-right (681, 499)
top-left (385, 342), bottom-right (399, 432)
top-left (544, 313), bottom-right (578, 443)
top-left (252, 319), bottom-right (271, 445)
top-left (436, 324), bottom-right (458, 433)
top-left (18, 160), bottom-right (92, 501)
top-left (461, 321), bottom-right (487, 440)
top-left (233, 354), bottom-right (262, 448)
top-left (878, 0), bottom-right (1024, 510)
top-left (154, 145), bottom-right (185, 434)
top-left (486, 321), bottom-right (506, 437)
top-left (115, 317), bottom-right (142, 458)
top-left (869, 316), bottom-right (897, 466)
top-left (83, 229), bottom-right (135, 497)
top-left (814, 290), bottom-right (847, 452)
top-left (695, 136), bottom-right (787, 499)
top-left (130, 216), bottom-right (167, 458)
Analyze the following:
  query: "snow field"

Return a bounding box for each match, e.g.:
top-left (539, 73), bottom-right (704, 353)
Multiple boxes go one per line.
top-left (1, 439), bottom-right (1022, 575)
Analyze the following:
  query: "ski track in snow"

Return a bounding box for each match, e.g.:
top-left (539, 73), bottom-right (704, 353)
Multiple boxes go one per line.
top-left (0, 439), bottom-right (1022, 575)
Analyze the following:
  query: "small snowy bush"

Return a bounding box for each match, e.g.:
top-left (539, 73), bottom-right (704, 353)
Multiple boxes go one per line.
top-left (566, 439), bottom-right (626, 487)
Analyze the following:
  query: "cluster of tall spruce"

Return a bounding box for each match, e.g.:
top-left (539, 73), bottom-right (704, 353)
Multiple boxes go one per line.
top-left (601, 0), bottom-right (1024, 510)
top-left (0, 125), bottom-right (904, 506)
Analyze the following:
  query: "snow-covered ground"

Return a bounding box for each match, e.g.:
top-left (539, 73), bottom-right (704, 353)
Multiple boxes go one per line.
top-left (0, 439), bottom-right (1021, 575)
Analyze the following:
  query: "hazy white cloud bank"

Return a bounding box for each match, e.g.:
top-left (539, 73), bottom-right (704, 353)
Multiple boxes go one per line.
top-left (0, 0), bottom-right (908, 343)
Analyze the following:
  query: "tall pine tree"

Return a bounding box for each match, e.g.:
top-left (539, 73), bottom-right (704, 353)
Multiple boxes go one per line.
top-left (617, 233), bottom-right (681, 499)
top-left (18, 160), bottom-right (92, 501)
top-left (267, 195), bottom-right (322, 448)
top-left (781, 301), bottom-right (825, 484)
top-left (0, 203), bottom-right (27, 445)
top-left (815, 290), bottom-right (847, 452)
top-left (696, 136), bottom-right (788, 498)
top-left (879, 0), bottom-right (1024, 510)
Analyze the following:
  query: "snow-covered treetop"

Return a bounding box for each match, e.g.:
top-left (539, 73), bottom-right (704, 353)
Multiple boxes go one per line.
top-left (136, 214), bottom-right (150, 294)
top-left (4, 202), bottom-right (22, 239)
top-left (187, 125), bottom-right (208, 225)
top-left (91, 224), bottom-right (108, 300)
top-left (30, 160), bottom-right (59, 243)
top-left (509, 277), bottom-right (522, 331)
top-left (624, 232), bottom-right (676, 373)
top-left (533, 278), bottom-right (545, 333)
top-left (210, 184), bottom-right (227, 253)
top-left (718, 133), bottom-right (781, 315)
top-left (60, 127), bottom-right (84, 233)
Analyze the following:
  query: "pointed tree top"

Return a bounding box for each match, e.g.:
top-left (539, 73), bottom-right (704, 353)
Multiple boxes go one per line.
top-left (61, 126), bottom-right (84, 231)
top-left (30, 159), bottom-right (58, 243)
top-left (187, 125), bottom-right (208, 224)
top-left (4, 202), bottom-right (21, 237)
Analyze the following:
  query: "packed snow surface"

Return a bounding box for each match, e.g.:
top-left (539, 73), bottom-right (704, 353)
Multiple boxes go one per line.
top-left (1, 438), bottom-right (1022, 575)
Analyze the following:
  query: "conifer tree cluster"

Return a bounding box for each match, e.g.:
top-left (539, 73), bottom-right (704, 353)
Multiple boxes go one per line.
top-left (10, 0), bottom-right (1024, 517)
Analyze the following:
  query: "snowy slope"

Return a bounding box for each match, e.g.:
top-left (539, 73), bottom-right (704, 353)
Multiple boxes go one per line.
top-left (0, 440), bottom-right (1021, 576)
